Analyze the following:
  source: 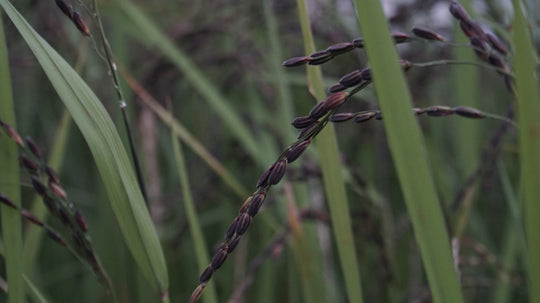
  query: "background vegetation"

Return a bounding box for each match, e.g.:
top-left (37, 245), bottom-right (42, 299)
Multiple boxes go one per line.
top-left (0, 0), bottom-right (538, 302)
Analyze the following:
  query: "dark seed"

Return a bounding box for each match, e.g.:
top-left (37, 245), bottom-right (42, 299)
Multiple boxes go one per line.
top-left (297, 122), bottom-right (319, 139)
top-left (55, 0), bottom-right (73, 19)
top-left (72, 11), bottom-right (90, 36)
top-left (247, 193), bottom-right (266, 217)
top-left (328, 83), bottom-right (347, 93)
top-left (310, 50), bottom-right (330, 58)
top-left (330, 113), bottom-right (356, 122)
top-left (20, 155), bottom-right (38, 174)
top-left (467, 21), bottom-right (487, 41)
top-left (487, 54), bottom-right (509, 73)
top-left (459, 21), bottom-right (475, 38)
top-left (190, 284), bottom-right (206, 303)
top-left (339, 70), bottom-right (363, 87)
top-left (470, 37), bottom-right (488, 60)
top-left (486, 33), bottom-right (508, 56)
top-left (42, 195), bottom-right (59, 216)
top-left (227, 235), bottom-right (241, 253)
top-left (58, 207), bottom-right (73, 228)
top-left (75, 210), bottom-right (88, 231)
top-left (45, 227), bottom-right (66, 246)
top-left (25, 137), bottom-right (42, 160)
top-left (374, 112), bottom-right (383, 120)
top-left (453, 106), bottom-right (485, 119)
top-left (199, 266), bottom-right (214, 283)
top-left (449, 0), bottom-right (470, 22)
top-left (72, 231), bottom-right (85, 250)
top-left (360, 68), bottom-right (372, 81)
top-left (291, 116), bottom-right (317, 129)
top-left (309, 101), bottom-right (329, 120)
top-left (45, 165), bottom-right (61, 184)
top-left (412, 27), bottom-right (445, 42)
top-left (0, 193), bottom-right (17, 210)
top-left (353, 112), bottom-right (377, 123)
top-left (326, 42), bottom-right (355, 55)
top-left (225, 216), bottom-right (239, 239)
top-left (285, 140), bottom-right (311, 164)
top-left (49, 181), bottom-right (67, 200)
top-left (21, 210), bottom-right (43, 226)
top-left (256, 164), bottom-right (273, 188)
top-left (282, 56), bottom-right (310, 67)
top-left (235, 213), bottom-right (252, 235)
top-left (322, 92), bottom-right (349, 112)
top-left (211, 247), bottom-right (228, 270)
top-left (267, 159), bottom-right (287, 185)
top-left (308, 54), bottom-right (334, 65)
top-left (392, 33), bottom-right (411, 44)
top-left (31, 177), bottom-right (47, 196)
top-left (413, 108), bottom-right (426, 115)
top-left (426, 106), bottom-right (454, 117)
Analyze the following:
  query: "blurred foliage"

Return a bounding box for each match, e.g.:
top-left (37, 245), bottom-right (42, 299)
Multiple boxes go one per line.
top-left (0, 0), bottom-right (533, 302)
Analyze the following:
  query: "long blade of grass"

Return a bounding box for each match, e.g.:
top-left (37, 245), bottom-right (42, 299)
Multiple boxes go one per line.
top-left (511, 1), bottom-right (540, 302)
top-left (295, 1), bottom-right (364, 302)
top-left (0, 1), bottom-right (169, 298)
top-left (171, 124), bottom-right (218, 303)
top-left (117, 0), bottom-right (265, 167)
top-left (24, 275), bottom-right (48, 303)
top-left (0, 10), bottom-right (24, 303)
top-left (352, 1), bottom-right (464, 302)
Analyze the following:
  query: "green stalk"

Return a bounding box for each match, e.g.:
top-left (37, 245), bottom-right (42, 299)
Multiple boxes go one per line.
top-left (353, 1), bottom-right (464, 302)
top-left (0, 11), bottom-right (24, 303)
top-left (171, 129), bottom-right (218, 303)
top-left (295, 1), bottom-right (364, 302)
top-left (511, 1), bottom-right (540, 302)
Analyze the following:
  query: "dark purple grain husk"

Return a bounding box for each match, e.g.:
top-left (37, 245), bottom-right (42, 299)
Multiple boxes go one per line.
top-left (392, 33), bottom-right (411, 44)
top-left (291, 116), bottom-right (317, 129)
top-left (374, 112), bottom-right (383, 120)
top-left (45, 227), bottom-right (66, 246)
top-left (352, 38), bottom-right (364, 48)
top-left (330, 113), bottom-right (356, 122)
top-left (308, 55), bottom-right (334, 65)
top-left (353, 112), bottom-right (377, 123)
top-left (75, 210), bottom-right (88, 231)
top-left (21, 210), bottom-right (43, 226)
top-left (256, 164), bottom-right (273, 188)
top-left (426, 106), bottom-right (454, 116)
top-left (267, 159), bottom-right (287, 185)
top-left (328, 83), bottom-right (347, 93)
top-left (190, 284), bottom-right (206, 303)
top-left (211, 247), bottom-right (228, 270)
top-left (470, 37), bottom-right (488, 60)
top-left (297, 122), bottom-right (319, 139)
top-left (412, 27), bottom-right (445, 41)
top-left (282, 56), bottom-right (310, 67)
top-left (247, 193), bottom-right (266, 217)
top-left (199, 266), bottom-right (214, 283)
top-left (453, 106), bottom-right (485, 119)
top-left (31, 177), bottom-right (47, 196)
top-left (285, 140), bottom-right (311, 164)
top-left (72, 11), bottom-right (90, 36)
top-left (235, 213), bottom-right (252, 235)
top-left (449, 0), bottom-right (470, 22)
top-left (326, 42), bottom-right (355, 55)
top-left (25, 137), bottom-right (42, 160)
top-left (55, 0), bottom-right (73, 19)
top-left (413, 108), bottom-right (426, 115)
top-left (360, 68), bottom-right (372, 81)
top-left (42, 195), bottom-right (59, 216)
top-left (4, 123), bottom-right (24, 146)
top-left (45, 165), bottom-right (61, 184)
top-left (225, 216), bottom-right (239, 239)
top-left (339, 70), bottom-right (363, 87)
top-left (309, 101), bottom-right (329, 120)
top-left (0, 193), bottom-right (17, 209)
top-left (20, 154), bottom-right (38, 174)
top-left (49, 181), bottom-right (67, 200)
top-left (58, 207), bottom-right (73, 228)
top-left (227, 235), bottom-right (241, 253)
top-left (486, 33), bottom-right (508, 55)
top-left (322, 92), bottom-right (349, 112)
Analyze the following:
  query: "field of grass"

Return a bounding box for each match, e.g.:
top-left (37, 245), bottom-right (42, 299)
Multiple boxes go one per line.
top-left (0, 0), bottom-right (538, 302)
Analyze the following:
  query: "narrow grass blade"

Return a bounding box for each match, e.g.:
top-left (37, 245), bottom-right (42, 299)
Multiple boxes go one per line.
top-left (23, 110), bottom-right (71, 273)
top-left (295, 1), bottom-right (364, 302)
top-left (0, 0), bottom-right (169, 297)
top-left (24, 275), bottom-right (48, 303)
top-left (511, 1), bottom-right (540, 301)
top-left (171, 126), bottom-right (218, 303)
top-left (117, 0), bottom-right (264, 167)
top-left (0, 10), bottom-right (24, 303)
top-left (353, 1), bottom-right (464, 302)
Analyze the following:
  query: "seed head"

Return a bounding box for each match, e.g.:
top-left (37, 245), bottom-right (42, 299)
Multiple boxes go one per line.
top-left (72, 11), bottom-right (90, 36)
top-left (326, 42), bottom-right (355, 55)
top-left (210, 247), bottom-right (228, 270)
top-left (21, 210), bottom-right (44, 226)
top-left (352, 38), bottom-right (364, 48)
top-left (31, 177), bottom-right (47, 196)
top-left (309, 101), bottom-right (329, 120)
top-left (360, 68), bottom-right (372, 81)
top-left (392, 33), bottom-right (411, 44)
top-left (470, 37), bottom-right (488, 60)
top-left (235, 213), bottom-right (252, 235)
top-left (3, 123), bottom-right (24, 146)
top-left (20, 155), bottom-right (39, 175)
top-left (256, 165), bottom-right (273, 188)
top-left (282, 56), bottom-right (310, 67)
top-left (199, 266), bottom-right (214, 283)
top-left (225, 216), bottom-right (239, 239)
top-left (75, 210), bottom-right (88, 231)
top-left (328, 83), bottom-right (347, 93)
top-left (0, 193), bottom-right (17, 210)
top-left (291, 116), bottom-right (317, 129)
top-left (25, 137), bottom-right (42, 160)
top-left (227, 235), bottom-right (241, 253)
top-left (339, 70), bottom-right (363, 87)
top-left (42, 195), bottom-right (59, 216)
top-left (45, 165), bottom-right (61, 184)
top-left (453, 106), bottom-right (485, 119)
top-left (322, 92), bottom-right (349, 112)
top-left (486, 33), bottom-right (508, 56)
top-left (45, 227), bottom-right (67, 246)
top-left (285, 140), bottom-right (311, 164)
top-left (329, 113), bottom-right (356, 122)
top-left (426, 106), bottom-right (454, 117)
top-left (49, 180), bottom-right (68, 200)
top-left (353, 112), bottom-right (377, 123)
top-left (267, 159), bottom-right (287, 185)
top-left (55, 0), bottom-right (73, 19)
top-left (308, 51), bottom-right (333, 65)
top-left (449, 0), bottom-right (470, 22)
top-left (411, 27), bottom-right (445, 42)
top-left (190, 284), bottom-right (206, 303)
top-left (413, 108), bottom-right (426, 115)
top-left (297, 121), bottom-right (319, 139)
top-left (58, 207), bottom-right (74, 228)
top-left (247, 193), bottom-right (266, 217)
